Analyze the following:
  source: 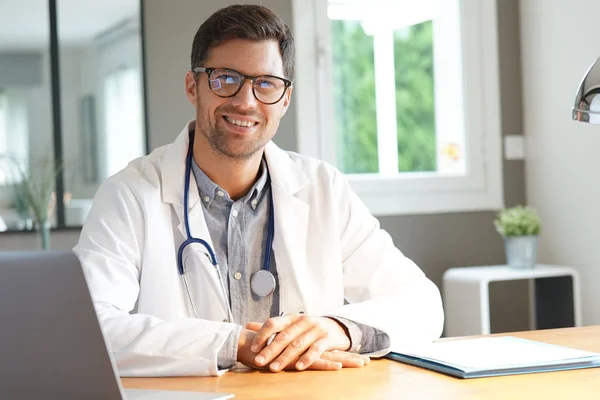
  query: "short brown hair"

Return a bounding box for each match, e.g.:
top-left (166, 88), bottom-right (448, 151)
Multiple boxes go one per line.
top-left (191, 5), bottom-right (295, 81)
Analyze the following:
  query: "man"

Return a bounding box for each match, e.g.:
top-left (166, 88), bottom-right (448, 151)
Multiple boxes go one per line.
top-left (74, 4), bottom-right (443, 377)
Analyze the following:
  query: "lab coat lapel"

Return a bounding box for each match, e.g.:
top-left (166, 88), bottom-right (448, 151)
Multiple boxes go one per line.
top-left (264, 142), bottom-right (314, 314)
top-left (161, 123), bottom-right (214, 246)
top-left (161, 123), bottom-right (225, 318)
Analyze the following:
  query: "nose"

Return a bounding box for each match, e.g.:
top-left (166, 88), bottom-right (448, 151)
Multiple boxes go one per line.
top-left (231, 79), bottom-right (258, 110)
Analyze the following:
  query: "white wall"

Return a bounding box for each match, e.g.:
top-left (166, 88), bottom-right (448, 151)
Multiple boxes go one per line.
top-left (520, 0), bottom-right (600, 325)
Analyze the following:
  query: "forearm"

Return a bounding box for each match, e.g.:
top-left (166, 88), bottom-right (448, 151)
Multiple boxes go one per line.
top-left (98, 306), bottom-right (237, 377)
top-left (327, 316), bottom-right (390, 354)
top-left (236, 328), bottom-right (265, 369)
top-left (330, 285), bottom-right (444, 353)
top-left (217, 325), bottom-right (242, 369)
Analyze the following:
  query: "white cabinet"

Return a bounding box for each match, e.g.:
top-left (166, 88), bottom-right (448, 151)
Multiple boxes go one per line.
top-left (443, 265), bottom-right (581, 337)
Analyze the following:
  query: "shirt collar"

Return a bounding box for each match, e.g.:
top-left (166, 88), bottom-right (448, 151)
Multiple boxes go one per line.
top-left (191, 157), bottom-right (221, 208)
top-left (191, 155), bottom-right (270, 211)
top-left (247, 158), bottom-right (269, 210)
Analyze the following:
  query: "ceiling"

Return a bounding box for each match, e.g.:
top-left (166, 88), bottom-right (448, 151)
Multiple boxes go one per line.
top-left (0, 0), bottom-right (138, 50)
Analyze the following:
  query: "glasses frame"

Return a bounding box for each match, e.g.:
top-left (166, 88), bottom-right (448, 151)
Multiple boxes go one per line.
top-left (193, 67), bottom-right (293, 105)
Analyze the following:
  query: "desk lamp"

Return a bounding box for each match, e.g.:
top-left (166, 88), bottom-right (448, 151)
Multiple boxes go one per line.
top-left (573, 57), bottom-right (600, 123)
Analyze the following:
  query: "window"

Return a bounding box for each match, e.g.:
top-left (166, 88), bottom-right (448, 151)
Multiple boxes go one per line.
top-left (292, 0), bottom-right (503, 215)
top-left (0, 92), bottom-right (8, 186)
top-left (103, 67), bottom-right (145, 179)
top-left (0, 90), bottom-right (29, 185)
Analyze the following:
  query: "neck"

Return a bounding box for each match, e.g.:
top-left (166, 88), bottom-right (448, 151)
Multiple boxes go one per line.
top-left (193, 141), bottom-right (264, 201)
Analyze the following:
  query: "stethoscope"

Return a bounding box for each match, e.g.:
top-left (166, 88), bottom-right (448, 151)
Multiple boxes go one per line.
top-left (177, 129), bottom-right (277, 322)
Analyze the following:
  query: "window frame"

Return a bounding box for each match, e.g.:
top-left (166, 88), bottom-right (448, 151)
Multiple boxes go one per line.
top-left (291, 0), bottom-right (504, 216)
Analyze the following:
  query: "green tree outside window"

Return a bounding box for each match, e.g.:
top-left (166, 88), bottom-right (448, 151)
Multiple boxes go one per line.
top-left (331, 19), bottom-right (436, 174)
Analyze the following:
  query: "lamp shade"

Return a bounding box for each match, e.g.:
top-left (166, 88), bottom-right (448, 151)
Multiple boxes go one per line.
top-left (573, 57), bottom-right (600, 124)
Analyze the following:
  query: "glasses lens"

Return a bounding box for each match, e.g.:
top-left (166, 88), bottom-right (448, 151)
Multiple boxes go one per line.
top-left (253, 76), bottom-right (287, 104)
top-left (208, 69), bottom-right (243, 97)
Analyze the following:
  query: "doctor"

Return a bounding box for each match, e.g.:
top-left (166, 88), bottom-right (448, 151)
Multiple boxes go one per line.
top-left (74, 4), bottom-right (444, 377)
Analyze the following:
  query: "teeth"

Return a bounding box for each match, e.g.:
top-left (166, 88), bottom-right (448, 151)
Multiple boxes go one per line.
top-left (224, 116), bottom-right (257, 127)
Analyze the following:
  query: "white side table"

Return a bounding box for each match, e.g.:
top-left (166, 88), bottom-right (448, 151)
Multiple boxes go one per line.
top-left (442, 265), bottom-right (581, 337)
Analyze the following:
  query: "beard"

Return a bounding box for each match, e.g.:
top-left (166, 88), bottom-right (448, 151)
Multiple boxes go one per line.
top-left (196, 91), bottom-right (279, 161)
top-left (197, 103), bottom-right (278, 161)
top-left (205, 117), bottom-right (271, 160)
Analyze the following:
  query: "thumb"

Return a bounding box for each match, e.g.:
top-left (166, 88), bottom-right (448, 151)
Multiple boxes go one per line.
top-left (245, 322), bottom-right (263, 332)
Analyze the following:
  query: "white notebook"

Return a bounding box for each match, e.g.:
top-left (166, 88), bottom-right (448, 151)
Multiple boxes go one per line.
top-left (386, 336), bottom-right (600, 378)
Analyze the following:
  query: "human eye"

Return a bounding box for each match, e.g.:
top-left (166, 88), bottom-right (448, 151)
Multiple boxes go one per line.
top-left (214, 70), bottom-right (240, 84)
top-left (222, 75), bottom-right (238, 84)
top-left (255, 78), bottom-right (278, 89)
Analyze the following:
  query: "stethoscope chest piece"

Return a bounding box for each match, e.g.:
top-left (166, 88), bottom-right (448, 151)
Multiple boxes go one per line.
top-left (250, 269), bottom-right (276, 297)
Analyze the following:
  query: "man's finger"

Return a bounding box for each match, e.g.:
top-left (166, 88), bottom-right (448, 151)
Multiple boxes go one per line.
top-left (274, 351), bottom-right (368, 372)
top-left (255, 318), bottom-right (317, 367)
top-left (294, 338), bottom-right (329, 370)
top-left (324, 351), bottom-right (369, 362)
top-left (321, 351), bottom-right (369, 368)
top-left (305, 359), bottom-right (342, 371)
top-left (269, 327), bottom-right (324, 371)
top-left (245, 322), bottom-right (263, 332)
top-left (250, 313), bottom-right (302, 353)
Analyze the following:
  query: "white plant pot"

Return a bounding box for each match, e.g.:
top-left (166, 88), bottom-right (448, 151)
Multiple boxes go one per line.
top-left (504, 235), bottom-right (538, 269)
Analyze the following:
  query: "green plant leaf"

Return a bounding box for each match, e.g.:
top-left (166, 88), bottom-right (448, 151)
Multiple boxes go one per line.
top-left (493, 205), bottom-right (541, 237)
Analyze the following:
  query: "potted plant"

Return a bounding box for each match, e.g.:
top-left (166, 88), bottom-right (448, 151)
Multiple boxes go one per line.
top-left (11, 180), bottom-right (33, 230)
top-left (493, 205), bottom-right (541, 269)
top-left (1, 154), bottom-right (61, 250)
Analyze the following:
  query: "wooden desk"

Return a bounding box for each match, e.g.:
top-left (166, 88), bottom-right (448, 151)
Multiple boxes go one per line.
top-left (122, 326), bottom-right (600, 399)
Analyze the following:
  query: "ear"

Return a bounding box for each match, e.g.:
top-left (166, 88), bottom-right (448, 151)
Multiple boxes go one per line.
top-left (184, 71), bottom-right (198, 106)
top-left (280, 86), bottom-right (293, 117)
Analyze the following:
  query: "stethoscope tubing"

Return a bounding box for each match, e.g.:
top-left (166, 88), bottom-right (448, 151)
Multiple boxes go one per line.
top-left (177, 129), bottom-right (274, 322)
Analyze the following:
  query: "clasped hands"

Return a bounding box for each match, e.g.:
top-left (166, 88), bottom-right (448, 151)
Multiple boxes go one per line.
top-left (237, 313), bottom-right (370, 372)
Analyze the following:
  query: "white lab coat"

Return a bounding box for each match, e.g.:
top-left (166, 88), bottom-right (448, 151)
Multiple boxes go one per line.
top-left (74, 123), bottom-right (444, 377)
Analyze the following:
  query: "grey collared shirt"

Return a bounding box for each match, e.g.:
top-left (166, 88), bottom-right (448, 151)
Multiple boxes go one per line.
top-left (191, 157), bottom-right (389, 369)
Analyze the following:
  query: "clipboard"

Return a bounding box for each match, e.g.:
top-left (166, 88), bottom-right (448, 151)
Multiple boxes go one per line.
top-left (386, 336), bottom-right (600, 379)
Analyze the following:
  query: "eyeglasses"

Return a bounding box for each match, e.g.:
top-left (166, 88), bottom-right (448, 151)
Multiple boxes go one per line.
top-left (193, 67), bottom-right (292, 105)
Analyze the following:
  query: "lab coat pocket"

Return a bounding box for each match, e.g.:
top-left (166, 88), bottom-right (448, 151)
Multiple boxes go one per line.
top-left (181, 242), bottom-right (229, 322)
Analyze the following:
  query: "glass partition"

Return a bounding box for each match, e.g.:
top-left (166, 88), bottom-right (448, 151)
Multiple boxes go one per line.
top-left (0, 0), bottom-right (55, 231)
top-left (0, 0), bottom-right (147, 231)
top-left (58, 0), bottom-right (146, 226)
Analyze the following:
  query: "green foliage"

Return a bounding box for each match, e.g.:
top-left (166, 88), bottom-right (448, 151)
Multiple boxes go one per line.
top-left (394, 23), bottom-right (436, 172)
top-left (331, 19), bottom-right (436, 174)
top-left (11, 180), bottom-right (30, 219)
top-left (331, 20), bottom-right (378, 173)
top-left (494, 205), bottom-right (541, 237)
top-left (1, 154), bottom-right (62, 224)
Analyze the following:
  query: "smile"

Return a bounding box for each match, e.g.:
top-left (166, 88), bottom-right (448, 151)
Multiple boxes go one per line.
top-left (223, 116), bottom-right (258, 128)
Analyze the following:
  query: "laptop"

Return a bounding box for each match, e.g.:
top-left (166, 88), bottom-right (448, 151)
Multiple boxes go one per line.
top-left (0, 251), bottom-right (234, 400)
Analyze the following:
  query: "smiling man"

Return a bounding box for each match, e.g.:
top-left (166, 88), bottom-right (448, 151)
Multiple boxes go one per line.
top-left (74, 4), bottom-right (444, 377)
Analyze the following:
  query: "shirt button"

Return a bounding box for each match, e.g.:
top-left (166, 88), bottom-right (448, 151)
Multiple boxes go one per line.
top-left (232, 209), bottom-right (238, 217)
top-left (203, 196), bottom-right (210, 203)
top-left (217, 190), bottom-right (225, 197)
top-left (251, 199), bottom-right (258, 207)
top-left (234, 272), bottom-right (242, 280)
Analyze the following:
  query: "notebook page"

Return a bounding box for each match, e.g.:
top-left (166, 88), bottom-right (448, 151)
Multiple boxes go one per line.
top-left (392, 337), bottom-right (600, 370)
